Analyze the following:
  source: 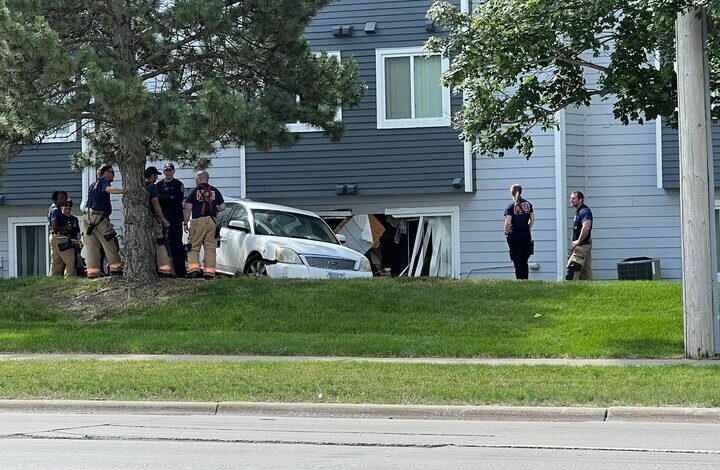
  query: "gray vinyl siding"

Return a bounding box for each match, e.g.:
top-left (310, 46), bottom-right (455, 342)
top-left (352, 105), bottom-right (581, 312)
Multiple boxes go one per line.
top-left (244, 0), bottom-right (466, 199)
top-left (661, 123), bottom-right (720, 188)
top-left (262, 126), bottom-right (560, 281)
top-left (584, 89), bottom-right (681, 279)
top-left (0, 141), bottom-right (82, 205)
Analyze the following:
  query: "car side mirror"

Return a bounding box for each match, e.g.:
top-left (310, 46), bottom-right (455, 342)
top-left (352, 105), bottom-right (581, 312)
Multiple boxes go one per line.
top-left (336, 233), bottom-right (347, 244)
top-left (229, 220), bottom-right (249, 233)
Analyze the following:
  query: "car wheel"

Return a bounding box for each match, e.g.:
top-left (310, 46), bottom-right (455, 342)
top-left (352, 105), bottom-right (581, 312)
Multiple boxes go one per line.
top-left (245, 257), bottom-right (268, 277)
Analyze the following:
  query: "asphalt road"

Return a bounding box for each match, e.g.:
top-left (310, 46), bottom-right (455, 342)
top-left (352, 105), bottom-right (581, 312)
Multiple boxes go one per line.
top-left (2, 412), bottom-right (720, 469)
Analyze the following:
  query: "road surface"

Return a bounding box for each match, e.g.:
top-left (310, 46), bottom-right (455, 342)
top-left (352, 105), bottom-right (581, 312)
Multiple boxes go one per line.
top-left (1, 411), bottom-right (720, 469)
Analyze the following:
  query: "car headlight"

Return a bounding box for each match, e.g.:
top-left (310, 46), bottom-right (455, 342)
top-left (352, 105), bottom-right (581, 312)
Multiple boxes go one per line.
top-left (357, 256), bottom-right (371, 271)
top-left (275, 247), bottom-right (302, 264)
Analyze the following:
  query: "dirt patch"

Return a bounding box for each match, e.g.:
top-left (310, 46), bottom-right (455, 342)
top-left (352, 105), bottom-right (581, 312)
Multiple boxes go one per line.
top-left (49, 278), bottom-right (200, 322)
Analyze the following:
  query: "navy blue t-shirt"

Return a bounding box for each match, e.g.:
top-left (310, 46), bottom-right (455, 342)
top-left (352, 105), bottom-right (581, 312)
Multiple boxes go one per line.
top-left (88, 178), bottom-right (112, 215)
top-left (572, 204), bottom-right (593, 243)
top-left (68, 215), bottom-right (81, 240)
top-left (186, 184), bottom-right (224, 219)
top-left (47, 203), bottom-right (61, 225)
top-left (504, 198), bottom-right (533, 232)
top-left (155, 178), bottom-right (185, 222)
top-left (147, 181), bottom-right (160, 214)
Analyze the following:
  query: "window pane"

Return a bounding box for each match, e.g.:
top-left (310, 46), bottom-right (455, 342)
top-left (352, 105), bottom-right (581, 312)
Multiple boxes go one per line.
top-left (385, 57), bottom-right (411, 119)
top-left (16, 225), bottom-right (47, 277)
top-left (414, 55), bottom-right (443, 118)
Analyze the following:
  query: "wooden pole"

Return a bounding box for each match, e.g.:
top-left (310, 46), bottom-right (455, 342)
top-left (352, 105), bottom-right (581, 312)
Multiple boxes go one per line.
top-left (676, 7), bottom-right (716, 358)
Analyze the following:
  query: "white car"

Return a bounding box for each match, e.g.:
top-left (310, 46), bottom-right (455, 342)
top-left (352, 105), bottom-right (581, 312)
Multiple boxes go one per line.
top-left (214, 199), bottom-right (373, 279)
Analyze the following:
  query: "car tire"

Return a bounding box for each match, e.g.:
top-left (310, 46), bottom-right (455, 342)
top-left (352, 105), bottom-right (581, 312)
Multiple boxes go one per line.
top-left (245, 256), bottom-right (268, 277)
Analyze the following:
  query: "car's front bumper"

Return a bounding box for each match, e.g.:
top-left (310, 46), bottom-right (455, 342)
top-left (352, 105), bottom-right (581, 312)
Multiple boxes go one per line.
top-left (266, 263), bottom-right (373, 279)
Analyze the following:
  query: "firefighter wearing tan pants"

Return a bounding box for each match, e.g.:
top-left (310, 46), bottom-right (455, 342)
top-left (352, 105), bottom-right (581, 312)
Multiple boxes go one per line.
top-left (47, 190), bottom-right (76, 277)
top-left (84, 165), bottom-right (124, 278)
top-left (183, 171), bottom-right (226, 279)
top-left (145, 166), bottom-right (173, 277)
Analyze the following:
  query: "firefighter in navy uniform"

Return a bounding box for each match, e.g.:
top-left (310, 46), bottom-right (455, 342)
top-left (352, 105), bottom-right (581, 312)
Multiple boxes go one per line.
top-left (83, 164), bottom-right (124, 278)
top-left (155, 163), bottom-right (187, 277)
top-left (48, 190), bottom-right (76, 277)
top-left (145, 166), bottom-right (173, 277)
top-left (183, 171), bottom-right (226, 279)
top-left (503, 184), bottom-right (535, 279)
top-left (62, 199), bottom-right (86, 276)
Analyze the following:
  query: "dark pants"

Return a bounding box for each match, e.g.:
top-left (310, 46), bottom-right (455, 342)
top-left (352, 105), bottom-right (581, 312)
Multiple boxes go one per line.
top-left (507, 231), bottom-right (532, 279)
top-left (167, 222), bottom-right (187, 278)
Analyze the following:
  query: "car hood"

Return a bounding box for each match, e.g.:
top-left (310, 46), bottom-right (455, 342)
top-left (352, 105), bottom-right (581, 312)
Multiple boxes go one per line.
top-left (264, 236), bottom-right (363, 259)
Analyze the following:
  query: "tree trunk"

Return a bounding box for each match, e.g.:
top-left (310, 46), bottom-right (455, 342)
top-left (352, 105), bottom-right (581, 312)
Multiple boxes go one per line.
top-left (118, 130), bottom-right (157, 282)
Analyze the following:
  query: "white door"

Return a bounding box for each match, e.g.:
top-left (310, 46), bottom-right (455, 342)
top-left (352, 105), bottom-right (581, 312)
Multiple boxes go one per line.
top-left (9, 217), bottom-right (50, 277)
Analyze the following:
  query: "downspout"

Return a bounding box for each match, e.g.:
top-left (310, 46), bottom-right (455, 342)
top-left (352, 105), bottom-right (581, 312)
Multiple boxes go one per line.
top-left (554, 110), bottom-right (568, 280)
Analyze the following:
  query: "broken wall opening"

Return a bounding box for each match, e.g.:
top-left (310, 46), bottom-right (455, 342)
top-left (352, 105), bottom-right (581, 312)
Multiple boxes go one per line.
top-left (327, 213), bottom-right (453, 277)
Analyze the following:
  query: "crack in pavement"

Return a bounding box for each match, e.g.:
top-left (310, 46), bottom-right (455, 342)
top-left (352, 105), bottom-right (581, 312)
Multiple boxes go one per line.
top-left (4, 433), bottom-right (720, 456)
top-left (101, 423), bottom-right (497, 438)
top-left (0, 423), bottom-right (112, 439)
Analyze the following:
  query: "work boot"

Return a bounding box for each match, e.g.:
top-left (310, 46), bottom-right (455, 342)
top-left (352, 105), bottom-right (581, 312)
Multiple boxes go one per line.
top-left (186, 271), bottom-right (201, 279)
top-left (110, 269), bottom-right (123, 276)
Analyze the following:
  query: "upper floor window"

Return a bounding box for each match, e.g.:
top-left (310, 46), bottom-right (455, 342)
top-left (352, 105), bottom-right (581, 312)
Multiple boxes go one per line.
top-left (43, 122), bottom-right (77, 143)
top-left (287, 51), bottom-right (342, 133)
top-left (375, 47), bottom-right (451, 129)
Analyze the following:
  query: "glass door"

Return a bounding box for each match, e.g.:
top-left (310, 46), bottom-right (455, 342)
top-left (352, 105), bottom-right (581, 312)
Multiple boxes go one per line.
top-left (10, 220), bottom-right (49, 277)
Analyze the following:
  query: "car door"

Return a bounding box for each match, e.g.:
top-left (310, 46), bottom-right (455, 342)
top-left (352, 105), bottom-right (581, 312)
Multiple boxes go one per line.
top-left (214, 203), bottom-right (237, 273)
top-left (222, 204), bottom-right (251, 274)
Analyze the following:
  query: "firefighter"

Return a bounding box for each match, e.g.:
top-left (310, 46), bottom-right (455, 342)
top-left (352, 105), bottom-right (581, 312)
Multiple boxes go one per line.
top-left (61, 199), bottom-right (86, 276)
top-left (183, 171), bottom-right (226, 279)
top-left (48, 190), bottom-right (76, 277)
top-left (156, 163), bottom-right (187, 278)
top-left (145, 166), bottom-right (173, 277)
top-left (83, 164), bottom-right (124, 278)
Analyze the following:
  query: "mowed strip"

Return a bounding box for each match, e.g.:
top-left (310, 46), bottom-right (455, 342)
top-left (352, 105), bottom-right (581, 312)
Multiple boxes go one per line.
top-left (0, 277), bottom-right (683, 358)
top-left (2, 360), bottom-right (720, 407)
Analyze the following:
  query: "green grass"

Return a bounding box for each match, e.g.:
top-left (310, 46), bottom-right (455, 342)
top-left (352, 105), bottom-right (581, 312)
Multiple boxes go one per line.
top-left (2, 360), bottom-right (719, 407)
top-left (0, 276), bottom-right (683, 358)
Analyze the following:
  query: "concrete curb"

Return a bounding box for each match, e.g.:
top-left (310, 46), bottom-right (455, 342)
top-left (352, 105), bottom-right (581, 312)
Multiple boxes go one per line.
top-left (1, 400), bottom-right (720, 423)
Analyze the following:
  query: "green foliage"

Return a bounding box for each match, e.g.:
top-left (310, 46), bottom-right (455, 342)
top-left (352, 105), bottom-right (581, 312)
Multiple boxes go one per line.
top-left (0, 0), bottom-right (365, 167)
top-left (426, 0), bottom-right (717, 158)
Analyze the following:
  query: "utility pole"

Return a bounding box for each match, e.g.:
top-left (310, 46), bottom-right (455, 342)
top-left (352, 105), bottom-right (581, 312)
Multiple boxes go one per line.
top-left (675, 7), bottom-right (717, 358)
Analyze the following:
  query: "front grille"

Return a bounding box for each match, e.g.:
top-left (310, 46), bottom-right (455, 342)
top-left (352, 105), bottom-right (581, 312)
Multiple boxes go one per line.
top-left (304, 256), bottom-right (356, 270)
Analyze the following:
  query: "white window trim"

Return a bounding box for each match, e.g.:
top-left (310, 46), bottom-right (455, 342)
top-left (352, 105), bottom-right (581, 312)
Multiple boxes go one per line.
top-left (375, 46), bottom-right (451, 129)
top-left (384, 205), bottom-right (461, 278)
top-left (43, 122), bottom-right (77, 143)
top-left (8, 217), bottom-right (50, 278)
top-left (287, 51), bottom-right (342, 133)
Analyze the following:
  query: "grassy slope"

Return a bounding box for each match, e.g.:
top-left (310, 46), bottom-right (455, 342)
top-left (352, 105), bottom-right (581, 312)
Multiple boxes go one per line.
top-left (0, 277), bottom-right (683, 358)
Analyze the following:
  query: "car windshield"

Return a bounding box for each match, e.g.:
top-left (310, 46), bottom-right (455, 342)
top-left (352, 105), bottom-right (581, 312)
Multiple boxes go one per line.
top-left (251, 209), bottom-right (339, 244)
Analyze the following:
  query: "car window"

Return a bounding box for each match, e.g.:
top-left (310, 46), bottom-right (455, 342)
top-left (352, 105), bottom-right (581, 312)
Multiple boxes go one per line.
top-left (217, 203), bottom-right (236, 228)
top-left (231, 205), bottom-right (248, 224)
top-left (251, 209), bottom-right (338, 244)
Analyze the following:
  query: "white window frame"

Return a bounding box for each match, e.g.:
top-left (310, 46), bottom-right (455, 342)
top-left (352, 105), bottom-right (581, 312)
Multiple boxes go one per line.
top-left (287, 51), bottom-right (343, 133)
top-left (43, 122), bottom-right (77, 143)
top-left (384, 205), bottom-right (461, 278)
top-left (8, 217), bottom-right (50, 278)
top-left (375, 47), bottom-right (451, 129)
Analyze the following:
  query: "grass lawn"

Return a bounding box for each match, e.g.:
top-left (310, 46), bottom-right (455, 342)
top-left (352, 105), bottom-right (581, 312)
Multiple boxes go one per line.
top-left (2, 360), bottom-right (719, 407)
top-left (0, 276), bottom-right (683, 358)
